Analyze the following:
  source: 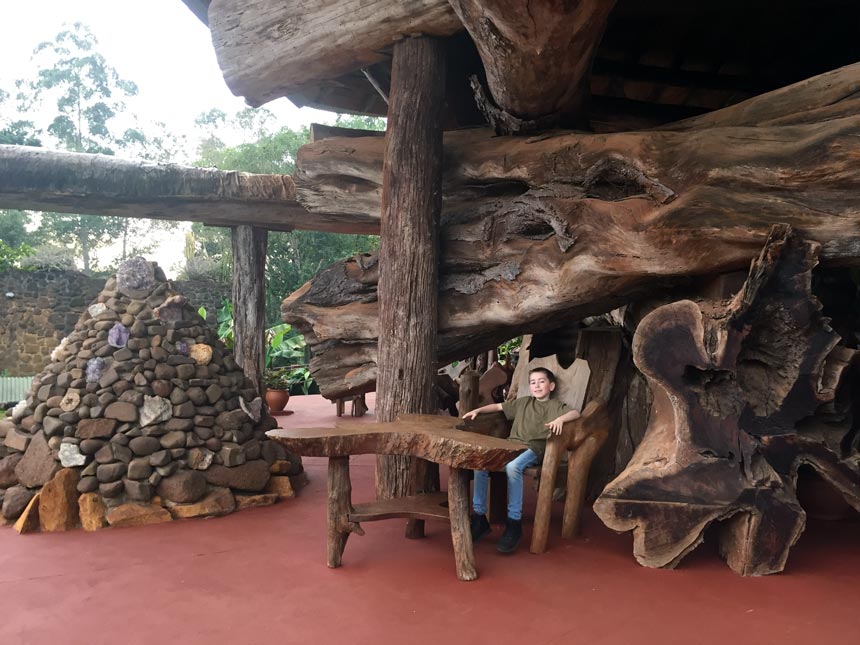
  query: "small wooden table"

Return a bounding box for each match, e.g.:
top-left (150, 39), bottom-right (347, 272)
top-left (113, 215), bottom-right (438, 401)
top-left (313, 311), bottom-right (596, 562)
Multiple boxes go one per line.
top-left (268, 414), bottom-right (524, 581)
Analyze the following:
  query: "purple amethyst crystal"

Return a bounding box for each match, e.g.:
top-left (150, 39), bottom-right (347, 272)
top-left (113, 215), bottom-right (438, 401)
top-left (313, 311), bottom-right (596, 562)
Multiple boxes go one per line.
top-left (175, 340), bottom-right (189, 356)
top-left (86, 357), bottom-right (106, 383)
top-left (108, 323), bottom-right (129, 348)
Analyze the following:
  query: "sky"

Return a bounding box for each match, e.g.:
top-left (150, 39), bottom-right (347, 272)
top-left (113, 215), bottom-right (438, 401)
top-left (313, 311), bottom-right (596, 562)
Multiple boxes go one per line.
top-left (0, 0), bottom-right (334, 145)
top-left (0, 0), bottom-right (339, 275)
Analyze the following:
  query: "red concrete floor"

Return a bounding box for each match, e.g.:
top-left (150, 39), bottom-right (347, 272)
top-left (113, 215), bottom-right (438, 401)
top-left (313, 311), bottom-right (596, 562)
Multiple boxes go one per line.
top-left (1, 394), bottom-right (858, 645)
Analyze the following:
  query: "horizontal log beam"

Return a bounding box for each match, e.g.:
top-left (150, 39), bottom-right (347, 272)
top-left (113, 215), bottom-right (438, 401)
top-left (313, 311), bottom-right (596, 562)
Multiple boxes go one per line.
top-left (286, 63), bottom-right (860, 398)
top-left (0, 145), bottom-right (378, 234)
top-left (208, 0), bottom-right (461, 107)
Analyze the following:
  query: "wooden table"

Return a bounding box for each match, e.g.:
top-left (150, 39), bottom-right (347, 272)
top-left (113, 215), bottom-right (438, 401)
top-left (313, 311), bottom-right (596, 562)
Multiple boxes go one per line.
top-left (268, 414), bottom-right (524, 581)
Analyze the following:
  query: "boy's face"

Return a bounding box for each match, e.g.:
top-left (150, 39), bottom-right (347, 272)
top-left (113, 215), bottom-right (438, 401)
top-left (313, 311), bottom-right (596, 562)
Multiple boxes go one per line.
top-left (529, 372), bottom-right (555, 401)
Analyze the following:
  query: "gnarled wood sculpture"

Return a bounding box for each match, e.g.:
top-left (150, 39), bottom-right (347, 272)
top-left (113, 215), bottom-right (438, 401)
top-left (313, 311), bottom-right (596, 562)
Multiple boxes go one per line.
top-left (593, 225), bottom-right (860, 576)
top-left (447, 0), bottom-right (616, 133)
top-left (284, 64), bottom-right (860, 401)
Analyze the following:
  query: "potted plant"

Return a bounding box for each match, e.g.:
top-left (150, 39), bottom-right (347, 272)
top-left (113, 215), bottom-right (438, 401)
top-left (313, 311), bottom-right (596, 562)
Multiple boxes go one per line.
top-left (262, 323), bottom-right (309, 413)
top-left (263, 366), bottom-right (292, 413)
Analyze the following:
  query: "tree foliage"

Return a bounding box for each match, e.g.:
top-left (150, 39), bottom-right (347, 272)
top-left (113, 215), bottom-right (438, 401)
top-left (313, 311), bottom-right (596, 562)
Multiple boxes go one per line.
top-left (190, 109), bottom-right (380, 324)
top-left (4, 23), bottom-right (177, 274)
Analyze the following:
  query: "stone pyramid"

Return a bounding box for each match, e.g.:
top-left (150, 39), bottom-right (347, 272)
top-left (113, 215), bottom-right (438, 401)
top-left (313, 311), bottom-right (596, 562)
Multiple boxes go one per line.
top-left (0, 257), bottom-right (301, 532)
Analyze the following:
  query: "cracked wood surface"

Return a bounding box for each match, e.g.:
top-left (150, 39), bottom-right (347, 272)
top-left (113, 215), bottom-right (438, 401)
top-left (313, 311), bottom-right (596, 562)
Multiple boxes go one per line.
top-left (267, 414), bottom-right (524, 471)
top-left (285, 63), bottom-right (860, 398)
top-left (0, 144), bottom-right (377, 234)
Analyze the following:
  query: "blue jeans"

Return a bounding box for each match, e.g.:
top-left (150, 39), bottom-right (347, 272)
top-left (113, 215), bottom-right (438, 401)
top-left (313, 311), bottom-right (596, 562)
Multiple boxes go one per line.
top-left (472, 449), bottom-right (540, 521)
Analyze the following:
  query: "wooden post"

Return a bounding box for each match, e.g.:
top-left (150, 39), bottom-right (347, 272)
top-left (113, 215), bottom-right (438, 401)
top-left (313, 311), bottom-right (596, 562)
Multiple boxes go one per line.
top-left (448, 467), bottom-right (478, 581)
top-left (231, 225), bottom-right (267, 394)
top-left (375, 36), bottom-right (446, 508)
top-left (327, 456), bottom-right (365, 568)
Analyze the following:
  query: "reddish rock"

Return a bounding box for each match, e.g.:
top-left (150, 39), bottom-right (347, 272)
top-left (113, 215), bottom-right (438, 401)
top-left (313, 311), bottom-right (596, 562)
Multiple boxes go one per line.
top-left (235, 493), bottom-right (279, 510)
top-left (204, 460), bottom-right (270, 492)
top-left (0, 453), bottom-right (23, 488)
top-left (265, 476), bottom-right (296, 499)
top-left (4, 428), bottom-right (32, 453)
top-left (75, 418), bottom-right (117, 440)
top-left (156, 471), bottom-right (207, 504)
top-left (106, 503), bottom-right (172, 528)
top-left (165, 487), bottom-right (235, 519)
top-left (13, 493), bottom-right (40, 534)
top-left (79, 492), bottom-right (108, 531)
top-left (39, 468), bottom-right (80, 532)
top-left (15, 432), bottom-right (59, 488)
top-left (104, 401), bottom-right (137, 422)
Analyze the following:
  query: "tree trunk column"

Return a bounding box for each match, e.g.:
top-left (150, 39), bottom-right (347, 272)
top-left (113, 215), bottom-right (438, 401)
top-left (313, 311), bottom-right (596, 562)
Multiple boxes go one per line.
top-left (375, 36), bottom-right (446, 499)
top-left (231, 225), bottom-right (268, 394)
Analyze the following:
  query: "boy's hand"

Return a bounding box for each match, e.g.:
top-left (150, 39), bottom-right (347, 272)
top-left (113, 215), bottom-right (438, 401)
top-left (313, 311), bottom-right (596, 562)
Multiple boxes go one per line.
top-left (462, 409), bottom-right (479, 420)
top-left (545, 418), bottom-right (565, 435)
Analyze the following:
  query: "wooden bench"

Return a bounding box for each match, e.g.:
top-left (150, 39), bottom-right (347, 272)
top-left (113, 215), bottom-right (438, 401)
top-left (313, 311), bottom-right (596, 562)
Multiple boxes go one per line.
top-left (268, 414), bottom-right (524, 581)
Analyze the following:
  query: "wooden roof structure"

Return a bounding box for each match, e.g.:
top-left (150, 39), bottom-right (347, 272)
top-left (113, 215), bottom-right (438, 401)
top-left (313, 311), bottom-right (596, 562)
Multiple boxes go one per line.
top-left (186, 0), bottom-right (860, 131)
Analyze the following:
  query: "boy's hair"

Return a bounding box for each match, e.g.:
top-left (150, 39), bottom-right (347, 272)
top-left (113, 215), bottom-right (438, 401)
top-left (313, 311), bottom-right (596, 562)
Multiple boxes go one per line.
top-left (528, 367), bottom-right (557, 384)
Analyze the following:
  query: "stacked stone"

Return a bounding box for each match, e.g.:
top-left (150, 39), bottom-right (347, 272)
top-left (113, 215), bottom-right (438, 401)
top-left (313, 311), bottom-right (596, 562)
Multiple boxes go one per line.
top-left (0, 257), bottom-right (302, 532)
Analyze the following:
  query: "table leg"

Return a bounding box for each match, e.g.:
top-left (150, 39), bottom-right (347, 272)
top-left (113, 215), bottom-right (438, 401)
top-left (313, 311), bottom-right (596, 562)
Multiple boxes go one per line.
top-left (448, 467), bottom-right (478, 581)
top-left (327, 456), bottom-right (364, 567)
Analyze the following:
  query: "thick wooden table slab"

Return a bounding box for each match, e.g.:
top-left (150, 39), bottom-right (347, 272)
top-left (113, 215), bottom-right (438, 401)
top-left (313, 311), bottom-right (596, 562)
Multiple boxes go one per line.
top-left (268, 415), bottom-right (524, 581)
top-left (268, 414), bottom-right (524, 470)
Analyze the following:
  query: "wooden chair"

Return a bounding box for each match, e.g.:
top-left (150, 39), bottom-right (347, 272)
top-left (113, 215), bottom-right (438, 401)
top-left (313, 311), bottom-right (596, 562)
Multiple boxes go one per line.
top-left (529, 399), bottom-right (609, 554)
top-left (461, 328), bottom-right (622, 553)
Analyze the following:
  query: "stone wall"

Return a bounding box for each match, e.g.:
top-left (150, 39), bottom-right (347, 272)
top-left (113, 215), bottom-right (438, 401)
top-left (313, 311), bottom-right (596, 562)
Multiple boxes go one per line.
top-left (0, 269), bottom-right (229, 376)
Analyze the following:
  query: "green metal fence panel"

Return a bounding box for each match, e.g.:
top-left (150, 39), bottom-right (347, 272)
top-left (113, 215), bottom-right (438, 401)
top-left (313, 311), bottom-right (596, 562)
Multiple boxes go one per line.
top-left (0, 377), bottom-right (34, 404)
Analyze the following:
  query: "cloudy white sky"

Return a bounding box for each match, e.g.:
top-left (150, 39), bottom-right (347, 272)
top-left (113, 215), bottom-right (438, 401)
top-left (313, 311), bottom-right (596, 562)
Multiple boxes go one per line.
top-left (0, 0), bottom-right (333, 144)
top-left (0, 0), bottom-right (339, 275)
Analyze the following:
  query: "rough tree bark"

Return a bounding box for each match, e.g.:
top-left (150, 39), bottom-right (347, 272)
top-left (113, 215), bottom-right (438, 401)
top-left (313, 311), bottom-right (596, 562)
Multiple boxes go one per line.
top-left (207, 0), bottom-right (459, 107)
top-left (284, 63), bottom-right (860, 400)
top-left (232, 225), bottom-right (268, 394)
top-left (0, 144), bottom-right (373, 233)
top-left (375, 37), bottom-right (446, 502)
top-left (447, 0), bottom-right (616, 132)
top-left (593, 225), bottom-right (860, 575)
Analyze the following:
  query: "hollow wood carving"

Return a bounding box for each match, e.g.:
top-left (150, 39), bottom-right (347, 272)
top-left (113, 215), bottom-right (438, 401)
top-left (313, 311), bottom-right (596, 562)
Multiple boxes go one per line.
top-left (593, 225), bottom-right (860, 575)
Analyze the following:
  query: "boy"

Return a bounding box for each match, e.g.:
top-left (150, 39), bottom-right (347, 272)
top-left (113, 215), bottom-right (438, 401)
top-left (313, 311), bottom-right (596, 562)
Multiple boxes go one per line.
top-left (462, 367), bottom-right (580, 553)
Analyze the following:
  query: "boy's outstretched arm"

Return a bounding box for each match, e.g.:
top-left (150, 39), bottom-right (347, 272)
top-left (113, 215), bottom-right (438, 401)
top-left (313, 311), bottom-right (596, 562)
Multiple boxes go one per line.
top-left (461, 402), bottom-right (504, 420)
top-left (545, 409), bottom-right (581, 435)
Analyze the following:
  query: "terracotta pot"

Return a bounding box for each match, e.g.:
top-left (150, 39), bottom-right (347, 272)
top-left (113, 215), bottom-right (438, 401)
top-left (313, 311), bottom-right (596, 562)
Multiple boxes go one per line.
top-left (265, 388), bottom-right (290, 413)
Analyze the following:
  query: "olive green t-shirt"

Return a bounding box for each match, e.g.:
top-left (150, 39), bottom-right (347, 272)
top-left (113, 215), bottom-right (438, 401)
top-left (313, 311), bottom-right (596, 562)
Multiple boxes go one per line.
top-left (501, 396), bottom-right (570, 458)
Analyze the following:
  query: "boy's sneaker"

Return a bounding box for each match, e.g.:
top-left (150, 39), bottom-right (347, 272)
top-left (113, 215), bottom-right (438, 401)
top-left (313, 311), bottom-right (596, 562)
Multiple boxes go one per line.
top-left (496, 518), bottom-right (522, 554)
top-left (470, 513), bottom-right (491, 542)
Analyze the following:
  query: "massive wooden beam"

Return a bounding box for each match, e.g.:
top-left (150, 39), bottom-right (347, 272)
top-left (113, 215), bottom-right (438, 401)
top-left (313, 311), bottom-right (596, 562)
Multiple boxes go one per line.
top-left (207, 0), bottom-right (460, 108)
top-left (285, 64), bottom-right (860, 399)
top-left (232, 225), bottom-right (267, 394)
top-left (375, 37), bottom-right (446, 503)
top-left (447, 0), bottom-right (616, 132)
top-left (0, 145), bottom-right (377, 234)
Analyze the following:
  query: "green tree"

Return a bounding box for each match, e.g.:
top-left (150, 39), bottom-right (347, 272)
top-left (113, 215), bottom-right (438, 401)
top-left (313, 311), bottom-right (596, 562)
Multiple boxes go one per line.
top-left (12, 23), bottom-right (177, 274)
top-left (0, 211), bottom-right (35, 249)
top-left (191, 109), bottom-right (380, 323)
top-left (18, 22), bottom-right (138, 154)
